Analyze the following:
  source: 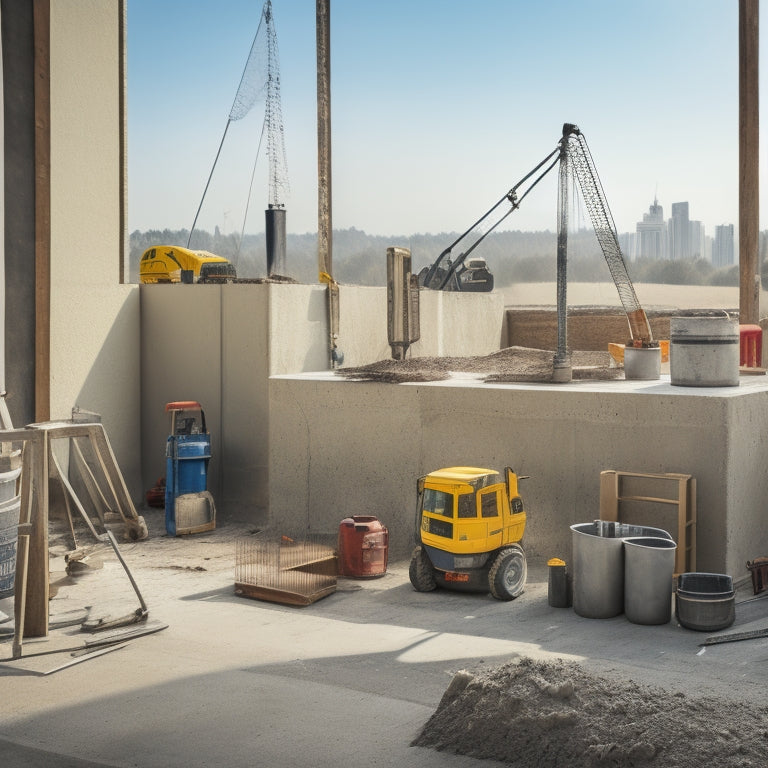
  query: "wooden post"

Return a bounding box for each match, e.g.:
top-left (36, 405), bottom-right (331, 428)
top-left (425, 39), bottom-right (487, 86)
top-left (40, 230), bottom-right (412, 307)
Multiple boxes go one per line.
top-left (739, 0), bottom-right (759, 324)
top-left (33, 0), bottom-right (51, 422)
top-left (24, 430), bottom-right (48, 636)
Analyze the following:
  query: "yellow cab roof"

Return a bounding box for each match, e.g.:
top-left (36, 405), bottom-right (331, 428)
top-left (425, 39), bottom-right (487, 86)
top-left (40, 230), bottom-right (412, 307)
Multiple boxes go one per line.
top-left (144, 246), bottom-right (228, 263)
top-left (191, 250), bottom-right (229, 262)
top-left (427, 467), bottom-right (497, 482)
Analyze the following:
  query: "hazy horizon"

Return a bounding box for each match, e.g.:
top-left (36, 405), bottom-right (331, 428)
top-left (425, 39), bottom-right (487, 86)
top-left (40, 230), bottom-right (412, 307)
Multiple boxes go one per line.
top-left (128, 1), bottom-right (766, 239)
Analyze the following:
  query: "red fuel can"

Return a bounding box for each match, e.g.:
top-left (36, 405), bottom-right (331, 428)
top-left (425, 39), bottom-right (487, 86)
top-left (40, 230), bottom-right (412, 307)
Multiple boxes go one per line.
top-left (337, 516), bottom-right (388, 578)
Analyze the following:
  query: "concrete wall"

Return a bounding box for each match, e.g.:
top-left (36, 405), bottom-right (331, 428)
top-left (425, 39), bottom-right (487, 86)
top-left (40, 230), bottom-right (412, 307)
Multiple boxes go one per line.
top-left (140, 283), bottom-right (505, 522)
top-left (269, 372), bottom-right (768, 576)
top-left (46, 1), bottom-right (141, 497)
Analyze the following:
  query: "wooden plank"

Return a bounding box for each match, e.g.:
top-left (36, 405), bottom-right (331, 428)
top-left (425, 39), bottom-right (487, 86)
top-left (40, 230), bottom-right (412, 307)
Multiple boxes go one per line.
top-left (598, 469), bottom-right (696, 575)
top-left (235, 581), bottom-right (336, 606)
top-left (33, 0), bottom-right (51, 423)
top-left (599, 470), bottom-right (618, 521)
top-left (615, 495), bottom-right (681, 506)
top-left (19, 431), bottom-right (49, 638)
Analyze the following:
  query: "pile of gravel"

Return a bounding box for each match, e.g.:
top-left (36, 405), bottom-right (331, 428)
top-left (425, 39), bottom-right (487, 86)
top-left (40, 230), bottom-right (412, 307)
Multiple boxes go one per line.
top-left (413, 657), bottom-right (765, 767)
top-left (337, 347), bottom-right (622, 384)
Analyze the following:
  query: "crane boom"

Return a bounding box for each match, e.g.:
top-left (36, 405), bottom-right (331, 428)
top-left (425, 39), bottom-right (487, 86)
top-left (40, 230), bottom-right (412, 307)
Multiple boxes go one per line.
top-left (561, 124), bottom-right (653, 344)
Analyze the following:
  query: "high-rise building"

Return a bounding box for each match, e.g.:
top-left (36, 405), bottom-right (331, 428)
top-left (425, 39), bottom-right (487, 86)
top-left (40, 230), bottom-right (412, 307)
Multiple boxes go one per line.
top-left (713, 224), bottom-right (735, 267)
top-left (669, 202), bottom-right (690, 260)
top-left (635, 198), bottom-right (666, 259)
top-left (690, 220), bottom-right (705, 259)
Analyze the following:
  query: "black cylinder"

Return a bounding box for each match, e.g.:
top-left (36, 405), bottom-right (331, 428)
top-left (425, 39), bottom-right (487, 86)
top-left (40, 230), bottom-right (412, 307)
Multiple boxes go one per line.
top-left (548, 558), bottom-right (571, 608)
top-left (265, 205), bottom-right (287, 276)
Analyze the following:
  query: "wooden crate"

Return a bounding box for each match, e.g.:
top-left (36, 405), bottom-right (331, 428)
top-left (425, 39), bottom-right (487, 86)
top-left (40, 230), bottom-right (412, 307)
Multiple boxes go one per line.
top-left (599, 470), bottom-right (696, 575)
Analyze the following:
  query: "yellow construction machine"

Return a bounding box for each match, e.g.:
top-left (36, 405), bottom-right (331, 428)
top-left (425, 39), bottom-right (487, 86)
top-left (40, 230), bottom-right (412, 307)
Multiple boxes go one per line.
top-left (409, 466), bottom-right (527, 600)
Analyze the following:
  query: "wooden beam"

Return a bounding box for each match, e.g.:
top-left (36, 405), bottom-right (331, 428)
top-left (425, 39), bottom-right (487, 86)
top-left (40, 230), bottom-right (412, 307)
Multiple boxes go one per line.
top-left (739, 0), bottom-right (759, 324)
top-left (33, 0), bottom-right (51, 422)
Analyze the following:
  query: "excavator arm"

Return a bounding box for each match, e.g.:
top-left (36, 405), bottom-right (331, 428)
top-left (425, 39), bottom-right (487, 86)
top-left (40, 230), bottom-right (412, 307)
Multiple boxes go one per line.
top-left (419, 123), bottom-right (653, 347)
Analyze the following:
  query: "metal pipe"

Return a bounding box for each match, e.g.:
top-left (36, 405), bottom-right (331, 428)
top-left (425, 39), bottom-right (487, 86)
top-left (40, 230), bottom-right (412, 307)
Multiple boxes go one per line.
top-left (553, 135), bottom-right (571, 382)
top-left (316, 0), bottom-right (332, 280)
top-left (265, 205), bottom-right (287, 276)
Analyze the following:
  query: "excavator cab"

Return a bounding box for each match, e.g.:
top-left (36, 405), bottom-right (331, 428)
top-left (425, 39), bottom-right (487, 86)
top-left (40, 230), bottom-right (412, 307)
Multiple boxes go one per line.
top-left (409, 466), bottom-right (527, 600)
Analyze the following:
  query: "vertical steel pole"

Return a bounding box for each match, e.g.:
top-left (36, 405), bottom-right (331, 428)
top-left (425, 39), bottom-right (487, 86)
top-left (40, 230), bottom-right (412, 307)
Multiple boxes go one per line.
top-left (316, 0), bottom-right (332, 280)
top-left (739, 0), bottom-right (759, 324)
top-left (553, 134), bottom-right (572, 383)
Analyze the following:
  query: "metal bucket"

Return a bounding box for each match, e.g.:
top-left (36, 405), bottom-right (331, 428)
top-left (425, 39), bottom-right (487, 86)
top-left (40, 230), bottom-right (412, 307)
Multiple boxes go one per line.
top-left (624, 346), bottom-right (661, 380)
top-left (570, 521), bottom-right (673, 619)
top-left (670, 315), bottom-right (739, 387)
top-left (623, 536), bottom-right (676, 625)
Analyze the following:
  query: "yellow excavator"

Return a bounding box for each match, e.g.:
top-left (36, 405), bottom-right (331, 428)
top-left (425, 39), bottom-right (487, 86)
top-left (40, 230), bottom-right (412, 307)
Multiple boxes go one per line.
top-left (409, 466), bottom-right (528, 600)
top-left (139, 245), bottom-right (236, 284)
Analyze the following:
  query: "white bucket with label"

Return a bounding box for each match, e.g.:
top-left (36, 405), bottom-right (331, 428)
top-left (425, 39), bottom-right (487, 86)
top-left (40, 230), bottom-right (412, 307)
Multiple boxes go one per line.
top-left (670, 315), bottom-right (739, 387)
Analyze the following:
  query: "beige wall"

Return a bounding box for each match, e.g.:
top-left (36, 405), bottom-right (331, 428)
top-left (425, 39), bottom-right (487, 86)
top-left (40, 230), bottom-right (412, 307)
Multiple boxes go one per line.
top-left (47, 1), bottom-right (141, 497)
top-left (140, 283), bottom-right (505, 522)
top-left (269, 372), bottom-right (768, 575)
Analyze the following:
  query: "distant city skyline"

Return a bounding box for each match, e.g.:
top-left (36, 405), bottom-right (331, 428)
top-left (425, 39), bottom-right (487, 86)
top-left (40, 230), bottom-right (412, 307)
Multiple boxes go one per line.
top-left (127, 1), bottom-right (766, 239)
top-left (623, 196), bottom-right (735, 265)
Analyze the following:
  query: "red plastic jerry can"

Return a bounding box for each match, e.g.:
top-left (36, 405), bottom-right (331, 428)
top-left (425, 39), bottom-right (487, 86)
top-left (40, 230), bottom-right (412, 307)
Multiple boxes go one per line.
top-left (337, 516), bottom-right (388, 578)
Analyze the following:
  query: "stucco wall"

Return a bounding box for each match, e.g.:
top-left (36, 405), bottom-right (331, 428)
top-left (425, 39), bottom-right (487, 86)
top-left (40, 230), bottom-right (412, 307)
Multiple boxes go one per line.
top-left (140, 283), bottom-right (506, 522)
top-left (46, 1), bottom-right (141, 498)
top-left (269, 372), bottom-right (768, 575)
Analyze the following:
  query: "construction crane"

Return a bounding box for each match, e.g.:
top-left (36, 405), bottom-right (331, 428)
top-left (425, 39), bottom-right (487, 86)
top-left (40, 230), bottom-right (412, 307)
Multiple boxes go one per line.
top-left (263, 0), bottom-right (289, 211)
top-left (419, 123), bottom-right (655, 350)
top-left (559, 123), bottom-right (652, 345)
top-left (188, 0), bottom-right (289, 274)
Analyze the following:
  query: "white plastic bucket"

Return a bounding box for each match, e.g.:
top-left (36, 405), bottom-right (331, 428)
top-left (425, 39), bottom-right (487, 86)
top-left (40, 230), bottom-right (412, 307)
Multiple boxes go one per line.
top-left (670, 315), bottom-right (739, 387)
top-left (624, 346), bottom-right (661, 380)
top-left (0, 467), bottom-right (21, 503)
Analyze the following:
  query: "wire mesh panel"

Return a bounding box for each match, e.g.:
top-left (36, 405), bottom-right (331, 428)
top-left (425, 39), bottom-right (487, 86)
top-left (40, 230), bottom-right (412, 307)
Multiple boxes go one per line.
top-left (235, 533), bottom-right (337, 606)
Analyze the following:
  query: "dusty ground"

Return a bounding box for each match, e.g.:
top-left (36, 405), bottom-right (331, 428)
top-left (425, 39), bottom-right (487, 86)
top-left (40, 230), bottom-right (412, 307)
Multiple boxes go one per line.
top-left (414, 657), bottom-right (767, 767)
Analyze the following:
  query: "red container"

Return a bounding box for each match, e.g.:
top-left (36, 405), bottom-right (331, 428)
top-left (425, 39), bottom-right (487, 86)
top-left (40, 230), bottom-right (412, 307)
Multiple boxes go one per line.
top-left (337, 516), bottom-right (388, 578)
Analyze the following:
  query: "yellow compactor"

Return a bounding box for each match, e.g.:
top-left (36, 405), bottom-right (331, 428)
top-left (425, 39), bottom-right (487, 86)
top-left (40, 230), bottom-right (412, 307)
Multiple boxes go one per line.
top-left (409, 466), bottom-right (528, 600)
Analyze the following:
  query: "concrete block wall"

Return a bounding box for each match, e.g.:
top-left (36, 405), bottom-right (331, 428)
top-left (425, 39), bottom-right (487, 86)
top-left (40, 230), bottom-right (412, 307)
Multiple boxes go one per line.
top-left (269, 372), bottom-right (768, 575)
top-left (140, 283), bottom-right (504, 523)
top-left (506, 308), bottom-right (675, 352)
top-left (46, 1), bottom-right (141, 498)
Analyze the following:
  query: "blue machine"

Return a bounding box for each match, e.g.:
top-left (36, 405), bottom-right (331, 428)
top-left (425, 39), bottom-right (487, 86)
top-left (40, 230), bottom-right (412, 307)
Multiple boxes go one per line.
top-left (165, 401), bottom-right (211, 535)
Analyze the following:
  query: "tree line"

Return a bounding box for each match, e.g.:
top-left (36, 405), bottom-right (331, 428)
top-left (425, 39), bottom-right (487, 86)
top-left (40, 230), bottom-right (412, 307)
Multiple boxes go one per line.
top-left (130, 227), bottom-right (768, 288)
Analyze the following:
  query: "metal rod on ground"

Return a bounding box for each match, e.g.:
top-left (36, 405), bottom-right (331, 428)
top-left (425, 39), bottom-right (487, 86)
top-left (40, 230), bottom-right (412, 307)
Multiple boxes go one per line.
top-left (699, 627), bottom-right (768, 646)
top-left (0, 621), bottom-right (168, 663)
top-left (43, 643), bottom-right (127, 676)
top-left (106, 529), bottom-right (148, 615)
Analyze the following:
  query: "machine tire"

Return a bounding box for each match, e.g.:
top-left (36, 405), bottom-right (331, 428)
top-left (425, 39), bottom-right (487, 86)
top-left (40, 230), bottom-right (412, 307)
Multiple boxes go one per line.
top-left (409, 546), bottom-right (437, 592)
top-left (488, 544), bottom-right (527, 600)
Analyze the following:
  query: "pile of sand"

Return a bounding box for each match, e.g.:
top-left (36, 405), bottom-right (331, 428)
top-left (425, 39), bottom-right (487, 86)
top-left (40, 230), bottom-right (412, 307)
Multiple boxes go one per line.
top-left (337, 347), bottom-right (621, 384)
top-left (413, 657), bottom-right (766, 767)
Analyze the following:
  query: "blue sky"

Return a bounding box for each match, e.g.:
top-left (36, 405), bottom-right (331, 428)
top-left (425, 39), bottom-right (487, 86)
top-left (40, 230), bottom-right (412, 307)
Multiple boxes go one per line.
top-left (128, 0), bottom-right (765, 239)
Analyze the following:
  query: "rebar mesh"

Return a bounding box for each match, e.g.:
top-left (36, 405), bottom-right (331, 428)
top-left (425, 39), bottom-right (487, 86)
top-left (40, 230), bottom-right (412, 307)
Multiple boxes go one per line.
top-left (235, 533), bottom-right (337, 605)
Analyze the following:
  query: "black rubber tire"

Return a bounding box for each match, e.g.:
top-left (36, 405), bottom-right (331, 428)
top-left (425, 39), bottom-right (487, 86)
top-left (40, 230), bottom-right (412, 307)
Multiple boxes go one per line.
top-left (488, 544), bottom-right (527, 600)
top-left (409, 546), bottom-right (437, 592)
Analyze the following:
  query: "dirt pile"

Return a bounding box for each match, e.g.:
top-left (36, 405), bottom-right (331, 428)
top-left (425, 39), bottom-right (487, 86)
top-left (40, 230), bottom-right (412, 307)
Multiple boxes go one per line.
top-left (338, 347), bottom-right (622, 384)
top-left (413, 657), bottom-right (767, 767)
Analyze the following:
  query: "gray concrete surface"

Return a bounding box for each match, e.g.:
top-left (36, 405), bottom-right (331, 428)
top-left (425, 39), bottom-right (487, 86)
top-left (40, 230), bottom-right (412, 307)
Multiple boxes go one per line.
top-left (2, 514), bottom-right (768, 768)
top-left (270, 370), bottom-right (768, 575)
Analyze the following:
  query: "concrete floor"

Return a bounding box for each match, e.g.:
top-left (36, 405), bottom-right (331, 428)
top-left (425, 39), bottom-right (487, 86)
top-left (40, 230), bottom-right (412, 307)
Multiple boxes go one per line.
top-left (2, 512), bottom-right (768, 768)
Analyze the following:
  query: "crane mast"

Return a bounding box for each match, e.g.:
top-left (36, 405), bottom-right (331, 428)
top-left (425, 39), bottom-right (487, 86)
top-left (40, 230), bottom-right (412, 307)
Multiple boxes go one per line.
top-left (560, 124), bottom-right (653, 345)
top-left (264, 0), bottom-right (289, 208)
